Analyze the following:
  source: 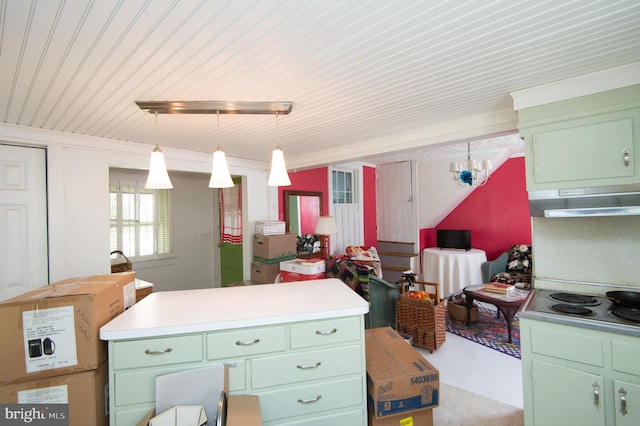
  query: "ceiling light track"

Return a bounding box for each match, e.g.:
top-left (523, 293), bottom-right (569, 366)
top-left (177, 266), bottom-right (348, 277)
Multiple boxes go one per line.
top-left (135, 100), bottom-right (292, 115)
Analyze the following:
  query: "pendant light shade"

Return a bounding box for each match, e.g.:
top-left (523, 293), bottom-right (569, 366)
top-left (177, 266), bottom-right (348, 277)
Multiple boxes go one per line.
top-left (145, 112), bottom-right (173, 189)
top-left (209, 149), bottom-right (234, 188)
top-left (268, 148), bottom-right (291, 186)
top-left (209, 111), bottom-right (234, 188)
top-left (267, 112), bottom-right (291, 187)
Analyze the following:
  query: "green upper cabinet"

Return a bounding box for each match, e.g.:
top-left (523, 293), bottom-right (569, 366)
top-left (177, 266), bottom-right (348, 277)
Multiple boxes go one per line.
top-left (518, 85), bottom-right (640, 191)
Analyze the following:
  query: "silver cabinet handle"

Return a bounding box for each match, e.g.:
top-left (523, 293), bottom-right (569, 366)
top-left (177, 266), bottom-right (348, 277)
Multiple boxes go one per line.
top-left (297, 362), bottom-right (322, 370)
top-left (315, 328), bottom-right (337, 336)
top-left (144, 348), bottom-right (172, 355)
top-left (297, 395), bottom-right (322, 404)
top-left (235, 338), bottom-right (260, 346)
top-left (619, 387), bottom-right (628, 416)
top-left (623, 148), bottom-right (630, 169)
top-left (593, 382), bottom-right (601, 408)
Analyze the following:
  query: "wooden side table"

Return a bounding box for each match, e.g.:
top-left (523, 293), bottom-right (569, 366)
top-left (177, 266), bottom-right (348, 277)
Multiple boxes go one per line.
top-left (463, 284), bottom-right (529, 343)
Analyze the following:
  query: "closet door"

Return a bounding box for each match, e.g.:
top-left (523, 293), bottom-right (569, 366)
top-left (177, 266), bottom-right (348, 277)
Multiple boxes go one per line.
top-left (0, 144), bottom-right (48, 300)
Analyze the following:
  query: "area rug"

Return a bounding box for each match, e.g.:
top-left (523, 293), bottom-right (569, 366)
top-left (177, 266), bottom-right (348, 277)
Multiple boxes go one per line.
top-left (445, 304), bottom-right (521, 359)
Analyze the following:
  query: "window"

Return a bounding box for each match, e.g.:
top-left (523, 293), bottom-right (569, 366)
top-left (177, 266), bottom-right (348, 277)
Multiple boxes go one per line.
top-left (332, 170), bottom-right (354, 204)
top-left (109, 171), bottom-right (172, 260)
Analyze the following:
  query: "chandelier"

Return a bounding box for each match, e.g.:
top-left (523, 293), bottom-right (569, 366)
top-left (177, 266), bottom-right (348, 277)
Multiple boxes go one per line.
top-left (449, 141), bottom-right (492, 187)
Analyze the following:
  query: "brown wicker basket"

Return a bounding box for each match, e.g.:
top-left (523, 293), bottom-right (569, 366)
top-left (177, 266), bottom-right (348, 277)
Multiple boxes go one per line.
top-left (447, 301), bottom-right (479, 323)
top-left (396, 293), bottom-right (446, 353)
top-left (110, 250), bottom-right (132, 273)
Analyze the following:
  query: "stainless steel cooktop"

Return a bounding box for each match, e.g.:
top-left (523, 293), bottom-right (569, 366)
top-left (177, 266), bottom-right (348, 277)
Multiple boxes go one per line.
top-left (523, 289), bottom-right (640, 332)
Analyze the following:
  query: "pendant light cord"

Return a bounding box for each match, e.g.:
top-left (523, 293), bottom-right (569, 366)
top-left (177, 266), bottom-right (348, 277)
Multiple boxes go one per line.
top-left (217, 110), bottom-right (221, 150)
top-left (275, 111), bottom-right (280, 149)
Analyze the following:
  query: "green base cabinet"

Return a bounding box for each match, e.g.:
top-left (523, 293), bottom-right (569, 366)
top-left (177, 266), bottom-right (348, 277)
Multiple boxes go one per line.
top-left (518, 85), bottom-right (640, 191)
top-left (107, 316), bottom-right (367, 426)
top-left (521, 318), bottom-right (640, 426)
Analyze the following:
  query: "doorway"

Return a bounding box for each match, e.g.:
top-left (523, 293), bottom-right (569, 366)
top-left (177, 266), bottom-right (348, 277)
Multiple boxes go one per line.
top-left (218, 177), bottom-right (243, 286)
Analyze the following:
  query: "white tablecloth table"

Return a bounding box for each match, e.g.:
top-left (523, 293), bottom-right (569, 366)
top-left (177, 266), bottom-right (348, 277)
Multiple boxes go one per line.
top-left (422, 247), bottom-right (487, 297)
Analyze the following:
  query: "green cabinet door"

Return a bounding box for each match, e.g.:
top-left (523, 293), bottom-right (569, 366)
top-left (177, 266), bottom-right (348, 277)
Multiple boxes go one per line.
top-left (530, 359), bottom-right (605, 426)
top-left (614, 379), bottom-right (640, 426)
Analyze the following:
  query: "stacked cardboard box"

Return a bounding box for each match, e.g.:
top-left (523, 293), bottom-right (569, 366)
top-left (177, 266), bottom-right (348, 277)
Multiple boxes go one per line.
top-left (279, 258), bottom-right (326, 282)
top-left (251, 233), bottom-right (297, 283)
top-left (255, 220), bottom-right (286, 235)
top-left (365, 327), bottom-right (438, 426)
top-left (0, 272), bottom-right (136, 426)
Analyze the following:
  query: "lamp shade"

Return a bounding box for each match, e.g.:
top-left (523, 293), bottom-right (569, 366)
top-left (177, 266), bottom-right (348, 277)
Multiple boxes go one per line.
top-left (315, 216), bottom-right (339, 235)
top-left (145, 145), bottom-right (173, 189)
top-left (267, 148), bottom-right (291, 186)
top-left (209, 149), bottom-right (234, 188)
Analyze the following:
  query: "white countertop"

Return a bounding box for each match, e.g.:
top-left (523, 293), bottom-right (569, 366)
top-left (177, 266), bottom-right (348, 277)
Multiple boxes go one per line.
top-left (100, 278), bottom-right (369, 341)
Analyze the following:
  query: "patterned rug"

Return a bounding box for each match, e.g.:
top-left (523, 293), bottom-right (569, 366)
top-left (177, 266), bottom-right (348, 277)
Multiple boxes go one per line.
top-left (445, 304), bottom-right (521, 359)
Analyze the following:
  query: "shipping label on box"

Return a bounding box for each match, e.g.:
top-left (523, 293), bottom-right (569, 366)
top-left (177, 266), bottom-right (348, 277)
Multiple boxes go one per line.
top-left (279, 259), bottom-right (326, 275)
top-left (22, 306), bottom-right (78, 374)
top-left (366, 327), bottom-right (439, 418)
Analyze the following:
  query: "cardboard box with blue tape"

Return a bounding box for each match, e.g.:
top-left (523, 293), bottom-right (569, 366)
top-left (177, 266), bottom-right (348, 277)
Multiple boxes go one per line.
top-left (365, 327), bottom-right (439, 419)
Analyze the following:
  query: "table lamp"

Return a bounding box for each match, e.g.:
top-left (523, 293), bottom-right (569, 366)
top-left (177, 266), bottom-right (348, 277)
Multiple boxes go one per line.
top-left (315, 216), bottom-right (339, 260)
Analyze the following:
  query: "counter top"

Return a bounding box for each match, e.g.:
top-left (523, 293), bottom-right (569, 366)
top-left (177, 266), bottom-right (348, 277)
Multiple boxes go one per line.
top-left (100, 278), bottom-right (369, 341)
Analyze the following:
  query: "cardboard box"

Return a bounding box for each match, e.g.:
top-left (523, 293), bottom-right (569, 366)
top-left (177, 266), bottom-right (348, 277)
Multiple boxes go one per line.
top-left (366, 327), bottom-right (439, 418)
top-left (0, 361), bottom-right (109, 426)
top-left (279, 270), bottom-right (326, 282)
top-left (255, 221), bottom-right (286, 235)
top-left (252, 233), bottom-right (297, 264)
top-left (250, 261), bottom-right (280, 284)
top-left (368, 407), bottom-right (433, 426)
top-left (0, 272), bottom-right (136, 385)
top-left (279, 258), bottom-right (326, 275)
top-left (227, 395), bottom-right (261, 426)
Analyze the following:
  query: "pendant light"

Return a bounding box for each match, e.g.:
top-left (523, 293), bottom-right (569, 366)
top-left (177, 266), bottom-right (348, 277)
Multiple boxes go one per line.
top-left (267, 112), bottom-right (291, 186)
top-left (209, 111), bottom-right (234, 188)
top-left (145, 111), bottom-right (173, 189)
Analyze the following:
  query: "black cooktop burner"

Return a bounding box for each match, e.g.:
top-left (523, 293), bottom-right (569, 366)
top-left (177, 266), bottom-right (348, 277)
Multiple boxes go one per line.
top-left (548, 292), bottom-right (601, 305)
top-left (551, 303), bottom-right (596, 316)
top-left (610, 308), bottom-right (640, 323)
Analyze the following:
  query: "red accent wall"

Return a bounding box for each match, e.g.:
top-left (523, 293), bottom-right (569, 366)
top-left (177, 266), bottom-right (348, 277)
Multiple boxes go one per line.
top-left (363, 166), bottom-right (378, 247)
top-left (299, 195), bottom-right (320, 234)
top-left (420, 157), bottom-right (531, 261)
top-left (278, 166), bottom-right (378, 248)
top-left (278, 168), bottom-right (330, 219)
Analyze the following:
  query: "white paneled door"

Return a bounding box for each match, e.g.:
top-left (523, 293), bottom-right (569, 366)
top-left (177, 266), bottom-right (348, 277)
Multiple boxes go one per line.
top-left (0, 144), bottom-right (48, 301)
top-left (376, 161), bottom-right (415, 243)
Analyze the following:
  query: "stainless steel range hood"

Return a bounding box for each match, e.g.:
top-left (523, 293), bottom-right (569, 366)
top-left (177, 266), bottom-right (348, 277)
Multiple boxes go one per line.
top-left (529, 184), bottom-right (640, 217)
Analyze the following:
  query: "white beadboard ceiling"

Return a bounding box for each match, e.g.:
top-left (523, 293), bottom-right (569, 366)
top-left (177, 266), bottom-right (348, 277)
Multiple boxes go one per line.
top-left (1, 0), bottom-right (640, 169)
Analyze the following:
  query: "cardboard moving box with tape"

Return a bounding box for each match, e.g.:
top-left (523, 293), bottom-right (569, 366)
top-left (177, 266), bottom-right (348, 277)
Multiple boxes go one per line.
top-left (365, 327), bottom-right (439, 420)
top-left (0, 272), bottom-right (136, 385)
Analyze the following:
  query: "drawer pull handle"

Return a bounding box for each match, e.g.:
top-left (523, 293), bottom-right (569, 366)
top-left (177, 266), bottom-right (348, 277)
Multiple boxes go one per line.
top-left (297, 395), bottom-right (322, 404)
top-left (297, 362), bottom-right (322, 370)
top-left (144, 348), bottom-right (172, 355)
top-left (593, 382), bottom-right (600, 408)
top-left (236, 338), bottom-right (260, 346)
top-left (619, 387), bottom-right (628, 416)
top-left (315, 328), bottom-right (337, 336)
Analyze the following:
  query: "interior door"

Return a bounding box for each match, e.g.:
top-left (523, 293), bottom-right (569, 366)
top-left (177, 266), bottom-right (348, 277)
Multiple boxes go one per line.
top-left (218, 177), bottom-right (243, 286)
top-left (0, 144), bottom-right (48, 300)
top-left (376, 161), bottom-right (415, 243)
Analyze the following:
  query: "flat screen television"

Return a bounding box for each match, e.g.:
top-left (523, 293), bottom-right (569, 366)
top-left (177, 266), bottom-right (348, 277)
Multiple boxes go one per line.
top-left (436, 229), bottom-right (471, 251)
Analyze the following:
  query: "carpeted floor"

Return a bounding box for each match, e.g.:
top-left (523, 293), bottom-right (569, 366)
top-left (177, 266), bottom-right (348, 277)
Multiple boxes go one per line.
top-left (445, 304), bottom-right (521, 359)
top-left (434, 382), bottom-right (524, 426)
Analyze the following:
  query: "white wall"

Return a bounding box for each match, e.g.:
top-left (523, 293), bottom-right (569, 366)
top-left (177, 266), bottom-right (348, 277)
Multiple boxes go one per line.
top-left (0, 123), bottom-right (276, 288)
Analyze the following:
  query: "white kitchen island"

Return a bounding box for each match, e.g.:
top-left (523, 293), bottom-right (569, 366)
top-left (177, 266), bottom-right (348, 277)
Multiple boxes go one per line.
top-left (100, 278), bottom-right (369, 426)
